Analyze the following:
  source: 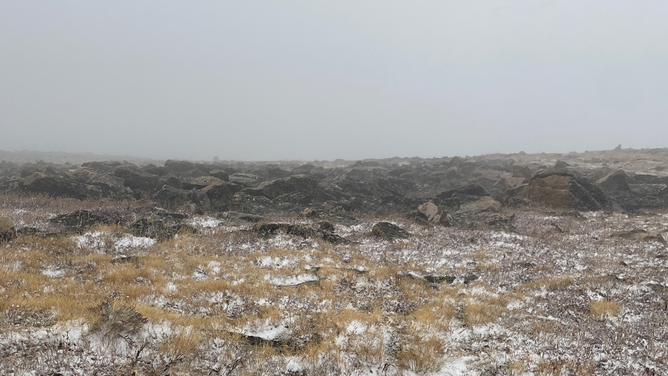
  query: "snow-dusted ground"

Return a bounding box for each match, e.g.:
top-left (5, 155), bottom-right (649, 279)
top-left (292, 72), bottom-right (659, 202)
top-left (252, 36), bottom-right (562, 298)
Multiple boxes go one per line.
top-left (1, 209), bottom-right (668, 375)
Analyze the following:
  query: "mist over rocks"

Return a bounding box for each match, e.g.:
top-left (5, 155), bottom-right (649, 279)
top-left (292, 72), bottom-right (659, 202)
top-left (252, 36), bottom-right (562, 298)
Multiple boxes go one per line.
top-left (1, 148), bottom-right (668, 226)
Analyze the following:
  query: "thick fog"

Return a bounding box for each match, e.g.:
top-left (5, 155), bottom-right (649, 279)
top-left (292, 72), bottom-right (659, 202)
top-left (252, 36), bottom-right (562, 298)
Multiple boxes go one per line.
top-left (1, 1), bottom-right (667, 161)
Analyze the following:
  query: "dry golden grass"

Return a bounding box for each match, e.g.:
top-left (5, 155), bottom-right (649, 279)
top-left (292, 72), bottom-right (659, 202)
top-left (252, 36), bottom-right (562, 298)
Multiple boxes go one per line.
top-left (507, 360), bottom-right (526, 375)
top-left (590, 299), bottom-right (620, 320)
top-left (462, 293), bottom-right (508, 326)
top-left (396, 334), bottom-right (445, 373)
top-left (476, 262), bottom-right (500, 273)
top-left (159, 326), bottom-right (203, 357)
top-left (473, 250), bottom-right (488, 260)
top-left (104, 263), bottom-right (154, 285)
top-left (518, 275), bottom-right (574, 292)
top-left (410, 297), bottom-right (457, 331)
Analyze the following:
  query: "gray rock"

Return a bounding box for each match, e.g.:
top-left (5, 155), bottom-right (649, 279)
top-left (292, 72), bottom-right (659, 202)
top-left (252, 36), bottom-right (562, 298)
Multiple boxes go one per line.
top-left (372, 222), bottom-right (409, 240)
top-left (597, 170), bottom-right (631, 192)
top-left (418, 201), bottom-right (438, 221)
top-left (112, 166), bottom-right (160, 193)
top-left (518, 169), bottom-right (621, 212)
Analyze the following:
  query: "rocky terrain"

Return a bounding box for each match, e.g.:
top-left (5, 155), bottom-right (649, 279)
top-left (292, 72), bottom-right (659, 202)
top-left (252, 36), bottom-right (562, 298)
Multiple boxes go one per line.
top-left (0, 147), bottom-right (667, 375)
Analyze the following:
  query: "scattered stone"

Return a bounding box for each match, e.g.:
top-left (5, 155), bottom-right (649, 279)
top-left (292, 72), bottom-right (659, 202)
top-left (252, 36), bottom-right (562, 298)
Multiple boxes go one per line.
top-left (371, 222), bottom-right (410, 240)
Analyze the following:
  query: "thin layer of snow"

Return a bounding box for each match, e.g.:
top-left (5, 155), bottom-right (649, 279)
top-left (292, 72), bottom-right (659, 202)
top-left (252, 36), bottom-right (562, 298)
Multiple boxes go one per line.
top-left (73, 231), bottom-right (107, 250)
top-left (41, 267), bottom-right (65, 278)
top-left (113, 235), bottom-right (156, 252)
top-left (267, 274), bottom-right (319, 286)
top-left (188, 216), bottom-right (222, 229)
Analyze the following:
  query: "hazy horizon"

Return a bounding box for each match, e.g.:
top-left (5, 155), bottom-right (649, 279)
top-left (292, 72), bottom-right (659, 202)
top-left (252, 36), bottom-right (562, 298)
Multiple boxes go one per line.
top-left (2, 1), bottom-right (667, 161)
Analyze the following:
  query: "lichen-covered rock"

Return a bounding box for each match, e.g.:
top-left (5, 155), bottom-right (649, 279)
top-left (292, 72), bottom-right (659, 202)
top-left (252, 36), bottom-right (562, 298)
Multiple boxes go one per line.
top-left (518, 169), bottom-right (620, 212)
top-left (418, 201), bottom-right (438, 221)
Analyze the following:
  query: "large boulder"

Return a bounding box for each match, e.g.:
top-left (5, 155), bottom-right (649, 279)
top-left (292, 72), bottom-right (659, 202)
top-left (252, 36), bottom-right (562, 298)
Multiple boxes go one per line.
top-left (112, 166), bottom-right (160, 193)
top-left (597, 170), bottom-right (631, 192)
top-left (153, 185), bottom-right (210, 212)
top-left (163, 160), bottom-right (209, 178)
top-left (0, 217), bottom-right (16, 242)
top-left (19, 172), bottom-right (82, 199)
top-left (69, 168), bottom-right (130, 200)
top-left (372, 222), bottom-right (409, 240)
top-left (436, 184), bottom-right (490, 210)
top-left (418, 201), bottom-right (439, 221)
top-left (203, 182), bottom-right (244, 212)
top-left (518, 169), bottom-right (620, 212)
top-left (256, 175), bottom-right (320, 200)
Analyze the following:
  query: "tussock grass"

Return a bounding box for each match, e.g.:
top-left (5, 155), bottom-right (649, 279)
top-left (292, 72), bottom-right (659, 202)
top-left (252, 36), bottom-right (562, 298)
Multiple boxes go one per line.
top-left (590, 299), bottom-right (620, 320)
top-left (396, 334), bottom-right (445, 373)
top-left (519, 275), bottom-right (574, 292)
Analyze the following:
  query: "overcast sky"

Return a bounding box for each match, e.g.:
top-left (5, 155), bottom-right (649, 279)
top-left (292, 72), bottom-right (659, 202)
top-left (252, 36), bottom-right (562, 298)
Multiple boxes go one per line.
top-left (1, 1), bottom-right (667, 161)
